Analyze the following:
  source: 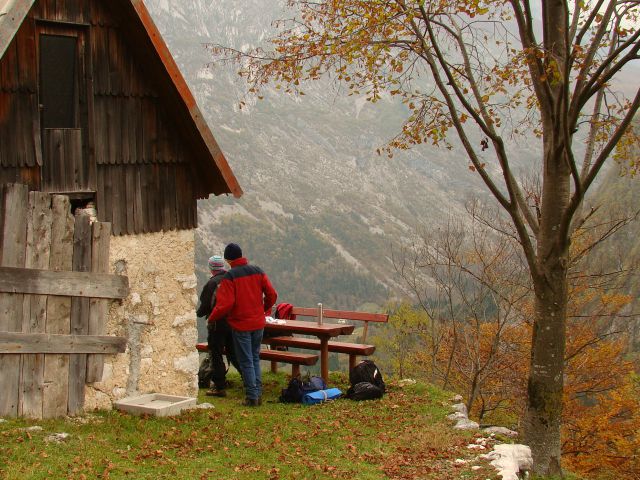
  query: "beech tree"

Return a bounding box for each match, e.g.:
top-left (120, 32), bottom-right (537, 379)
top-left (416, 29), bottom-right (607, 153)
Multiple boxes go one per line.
top-left (210, 0), bottom-right (640, 474)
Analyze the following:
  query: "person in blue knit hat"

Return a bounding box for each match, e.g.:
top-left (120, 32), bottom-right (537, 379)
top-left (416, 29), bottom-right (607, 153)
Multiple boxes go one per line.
top-left (196, 254), bottom-right (239, 396)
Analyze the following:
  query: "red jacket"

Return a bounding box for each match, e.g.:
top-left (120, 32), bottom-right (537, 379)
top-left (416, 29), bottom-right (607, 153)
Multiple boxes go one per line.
top-left (208, 258), bottom-right (277, 331)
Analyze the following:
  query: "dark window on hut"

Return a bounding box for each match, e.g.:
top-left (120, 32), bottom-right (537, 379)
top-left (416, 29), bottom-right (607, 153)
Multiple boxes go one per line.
top-left (39, 34), bottom-right (77, 128)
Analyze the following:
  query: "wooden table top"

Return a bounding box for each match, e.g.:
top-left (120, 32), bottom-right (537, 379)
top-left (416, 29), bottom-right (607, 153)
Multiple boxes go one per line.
top-left (264, 320), bottom-right (354, 337)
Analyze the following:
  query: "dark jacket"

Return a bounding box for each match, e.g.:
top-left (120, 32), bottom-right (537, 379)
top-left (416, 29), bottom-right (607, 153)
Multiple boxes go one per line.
top-left (208, 257), bottom-right (277, 331)
top-left (197, 271), bottom-right (229, 329)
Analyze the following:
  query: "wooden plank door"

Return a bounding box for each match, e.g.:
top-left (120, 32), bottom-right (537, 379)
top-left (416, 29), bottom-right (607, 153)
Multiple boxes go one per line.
top-left (38, 23), bottom-right (95, 195)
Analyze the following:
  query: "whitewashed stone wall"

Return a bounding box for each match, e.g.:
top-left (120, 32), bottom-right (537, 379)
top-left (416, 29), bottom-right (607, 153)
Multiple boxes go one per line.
top-left (85, 229), bottom-right (199, 410)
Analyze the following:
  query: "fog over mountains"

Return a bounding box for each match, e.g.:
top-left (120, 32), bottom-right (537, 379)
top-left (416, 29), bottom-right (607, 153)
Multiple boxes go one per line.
top-left (144, 0), bottom-right (544, 309)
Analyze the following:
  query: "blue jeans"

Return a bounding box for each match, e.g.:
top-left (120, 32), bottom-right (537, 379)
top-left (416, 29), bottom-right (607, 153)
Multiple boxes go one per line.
top-left (232, 328), bottom-right (263, 400)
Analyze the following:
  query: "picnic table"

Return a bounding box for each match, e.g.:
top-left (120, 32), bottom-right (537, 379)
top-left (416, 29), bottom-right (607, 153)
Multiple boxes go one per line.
top-left (264, 319), bottom-right (354, 381)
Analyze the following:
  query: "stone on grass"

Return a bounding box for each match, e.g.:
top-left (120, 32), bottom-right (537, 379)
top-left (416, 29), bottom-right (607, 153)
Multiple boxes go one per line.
top-left (195, 403), bottom-right (215, 409)
top-left (481, 444), bottom-right (532, 480)
top-left (454, 418), bottom-right (479, 430)
top-left (22, 426), bottom-right (43, 432)
top-left (45, 433), bottom-right (70, 443)
top-left (397, 379), bottom-right (417, 386)
top-left (483, 426), bottom-right (518, 438)
top-left (447, 412), bottom-right (467, 421)
top-left (451, 394), bottom-right (463, 402)
top-left (451, 403), bottom-right (468, 416)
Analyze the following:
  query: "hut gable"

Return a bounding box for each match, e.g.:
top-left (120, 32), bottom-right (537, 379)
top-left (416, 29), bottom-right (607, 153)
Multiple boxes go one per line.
top-left (0, 0), bottom-right (242, 235)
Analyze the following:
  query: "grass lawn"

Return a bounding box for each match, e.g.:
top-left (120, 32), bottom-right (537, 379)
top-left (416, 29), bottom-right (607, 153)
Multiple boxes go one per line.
top-left (0, 372), bottom-right (506, 480)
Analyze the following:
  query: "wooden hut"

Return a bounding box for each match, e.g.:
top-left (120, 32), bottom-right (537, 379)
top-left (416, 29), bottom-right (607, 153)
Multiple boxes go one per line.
top-left (0, 0), bottom-right (242, 415)
top-left (0, 0), bottom-right (242, 231)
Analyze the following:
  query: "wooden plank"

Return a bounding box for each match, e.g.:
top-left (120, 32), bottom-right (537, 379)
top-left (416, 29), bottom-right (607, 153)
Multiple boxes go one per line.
top-left (68, 214), bottom-right (91, 415)
top-left (140, 164), bottom-right (150, 233)
top-left (0, 266), bottom-right (128, 298)
top-left (96, 165), bottom-right (105, 222)
top-left (43, 195), bottom-right (73, 418)
top-left (292, 307), bottom-right (389, 323)
top-left (0, 332), bottom-right (126, 354)
top-left (86, 221), bottom-right (111, 382)
top-left (124, 167), bottom-right (135, 234)
top-left (19, 192), bottom-right (52, 418)
top-left (263, 337), bottom-right (376, 356)
top-left (101, 165), bottom-right (113, 225)
top-left (160, 165), bottom-right (171, 230)
top-left (16, 18), bottom-right (36, 91)
top-left (121, 98), bottom-right (130, 164)
top-left (0, 183), bottom-right (28, 417)
top-left (30, 93), bottom-right (42, 170)
top-left (146, 164), bottom-right (159, 233)
top-left (133, 167), bottom-right (143, 233)
top-left (258, 349), bottom-right (318, 365)
top-left (110, 166), bottom-right (122, 235)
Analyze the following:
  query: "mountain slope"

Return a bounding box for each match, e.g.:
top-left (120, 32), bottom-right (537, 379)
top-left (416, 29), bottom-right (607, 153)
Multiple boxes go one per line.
top-left (144, 0), bottom-right (516, 308)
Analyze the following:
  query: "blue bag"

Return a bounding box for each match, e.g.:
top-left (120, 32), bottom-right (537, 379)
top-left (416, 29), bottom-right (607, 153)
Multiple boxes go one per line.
top-left (301, 388), bottom-right (343, 405)
top-left (280, 375), bottom-right (327, 403)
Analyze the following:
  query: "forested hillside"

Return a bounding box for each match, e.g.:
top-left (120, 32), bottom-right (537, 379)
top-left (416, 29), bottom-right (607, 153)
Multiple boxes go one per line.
top-left (145, 0), bottom-right (524, 310)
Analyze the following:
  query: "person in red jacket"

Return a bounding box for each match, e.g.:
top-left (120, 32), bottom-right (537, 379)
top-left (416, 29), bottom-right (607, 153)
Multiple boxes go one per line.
top-left (208, 243), bottom-right (277, 406)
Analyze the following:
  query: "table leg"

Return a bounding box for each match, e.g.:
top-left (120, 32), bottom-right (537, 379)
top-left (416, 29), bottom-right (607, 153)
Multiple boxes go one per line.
top-left (320, 336), bottom-right (329, 381)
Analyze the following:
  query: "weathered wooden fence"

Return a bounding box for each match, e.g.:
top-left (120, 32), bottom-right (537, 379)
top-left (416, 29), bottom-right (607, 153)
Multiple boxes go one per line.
top-left (0, 183), bottom-right (129, 418)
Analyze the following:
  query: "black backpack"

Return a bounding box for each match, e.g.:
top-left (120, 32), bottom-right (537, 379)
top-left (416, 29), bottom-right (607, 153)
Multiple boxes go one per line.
top-left (349, 360), bottom-right (385, 390)
top-left (198, 354), bottom-right (213, 388)
top-left (280, 374), bottom-right (327, 403)
top-left (348, 381), bottom-right (384, 400)
top-left (347, 360), bottom-right (385, 400)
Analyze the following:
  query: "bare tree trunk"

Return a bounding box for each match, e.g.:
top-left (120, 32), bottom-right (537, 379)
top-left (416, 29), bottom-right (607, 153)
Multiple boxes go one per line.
top-left (467, 368), bottom-right (481, 415)
top-left (525, 276), bottom-right (567, 476)
top-left (524, 143), bottom-right (571, 476)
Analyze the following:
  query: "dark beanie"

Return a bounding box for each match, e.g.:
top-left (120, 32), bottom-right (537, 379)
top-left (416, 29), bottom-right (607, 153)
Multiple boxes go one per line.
top-left (224, 243), bottom-right (242, 261)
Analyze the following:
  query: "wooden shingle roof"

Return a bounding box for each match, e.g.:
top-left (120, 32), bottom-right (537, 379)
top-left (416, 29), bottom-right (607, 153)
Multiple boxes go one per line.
top-left (0, 0), bottom-right (243, 199)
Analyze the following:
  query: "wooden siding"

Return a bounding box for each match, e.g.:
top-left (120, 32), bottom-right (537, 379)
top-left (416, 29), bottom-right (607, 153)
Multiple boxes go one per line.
top-left (0, 184), bottom-right (129, 418)
top-left (0, 16), bottom-right (39, 171)
top-left (0, 0), bottom-right (210, 234)
top-left (96, 163), bottom-right (196, 235)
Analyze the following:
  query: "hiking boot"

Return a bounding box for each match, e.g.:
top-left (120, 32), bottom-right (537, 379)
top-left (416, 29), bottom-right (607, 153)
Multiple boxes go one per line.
top-left (206, 388), bottom-right (227, 397)
top-left (242, 398), bottom-right (260, 407)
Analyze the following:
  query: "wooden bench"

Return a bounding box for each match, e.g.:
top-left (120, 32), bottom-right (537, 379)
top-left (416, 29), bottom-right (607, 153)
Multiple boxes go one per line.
top-left (195, 342), bottom-right (319, 378)
top-left (265, 305), bottom-right (388, 371)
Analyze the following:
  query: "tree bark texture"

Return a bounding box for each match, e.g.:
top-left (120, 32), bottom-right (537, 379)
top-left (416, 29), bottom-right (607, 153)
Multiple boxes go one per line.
top-left (524, 142), bottom-right (571, 475)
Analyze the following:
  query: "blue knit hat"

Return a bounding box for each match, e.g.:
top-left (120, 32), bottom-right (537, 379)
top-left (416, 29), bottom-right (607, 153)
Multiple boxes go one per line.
top-left (208, 255), bottom-right (226, 272)
top-left (224, 243), bottom-right (242, 261)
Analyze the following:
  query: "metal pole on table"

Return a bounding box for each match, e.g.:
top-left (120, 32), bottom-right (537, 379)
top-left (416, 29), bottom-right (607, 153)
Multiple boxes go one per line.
top-left (317, 303), bottom-right (323, 325)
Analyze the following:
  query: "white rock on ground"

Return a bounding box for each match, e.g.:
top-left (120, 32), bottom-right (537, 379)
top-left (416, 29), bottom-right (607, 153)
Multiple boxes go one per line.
top-left (483, 426), bottom-right (518, 437)
top-left (447, 412), bottom-right (467, 421)
top-left (450, 403), bottom-right (468, 416)
top-left (481, 444), bottom-right (533, 480)
top-left (454, 418), bottom-right (480, 430)
top-left (397, 379), bottom-right (417, 386)
top-left (45, 432), bottom-right (70, 443)
top-left (21, 426), bottom-right (43, 432)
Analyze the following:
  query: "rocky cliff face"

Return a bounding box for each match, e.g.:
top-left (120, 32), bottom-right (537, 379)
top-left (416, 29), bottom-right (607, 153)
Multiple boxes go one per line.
top-left (144, 0), bottom-right (497, 308)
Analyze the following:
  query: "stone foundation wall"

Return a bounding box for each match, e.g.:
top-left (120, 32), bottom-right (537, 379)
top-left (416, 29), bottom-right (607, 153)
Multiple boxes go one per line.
top-left (84, 229), bottom-right (199, 411)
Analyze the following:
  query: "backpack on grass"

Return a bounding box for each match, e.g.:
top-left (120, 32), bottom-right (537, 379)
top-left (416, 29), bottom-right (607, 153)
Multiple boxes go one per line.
top-left (198, 354), bottom-right (213, 388)
top-left (346, 360), bottom-right (385, 400)
top-left (280, 374), bottom-right (327, 403)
